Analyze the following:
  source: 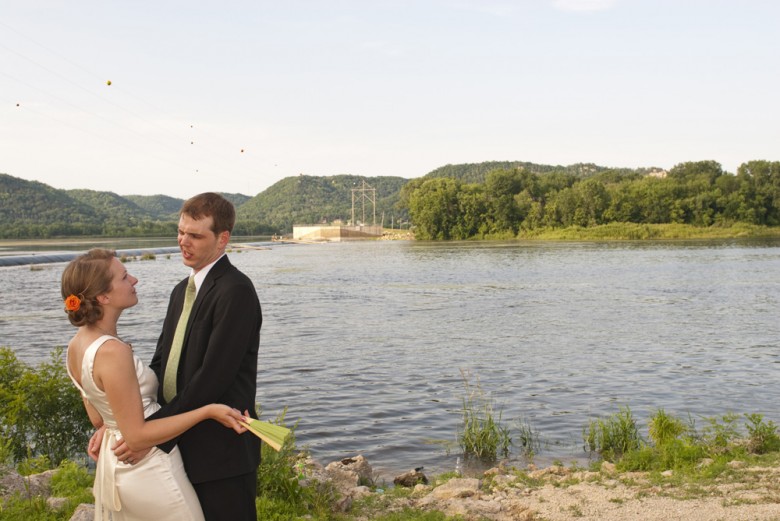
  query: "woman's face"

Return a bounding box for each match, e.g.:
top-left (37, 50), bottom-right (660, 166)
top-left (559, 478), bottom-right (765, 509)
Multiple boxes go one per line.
top-left (104, 257), bottom-right (139, 310)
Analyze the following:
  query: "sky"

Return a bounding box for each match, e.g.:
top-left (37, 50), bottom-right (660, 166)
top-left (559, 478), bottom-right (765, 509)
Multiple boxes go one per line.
top-left (1, 0), bottom-right (778, 199)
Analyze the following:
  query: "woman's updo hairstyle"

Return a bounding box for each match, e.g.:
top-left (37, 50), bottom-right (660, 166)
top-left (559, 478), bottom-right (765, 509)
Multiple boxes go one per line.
top-left (61, 248), bottom-right (116, 327)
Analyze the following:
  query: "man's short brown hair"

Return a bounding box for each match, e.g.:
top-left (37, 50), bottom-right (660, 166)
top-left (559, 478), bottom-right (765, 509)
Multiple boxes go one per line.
top-left (180, 192), bottom-right (236, 234)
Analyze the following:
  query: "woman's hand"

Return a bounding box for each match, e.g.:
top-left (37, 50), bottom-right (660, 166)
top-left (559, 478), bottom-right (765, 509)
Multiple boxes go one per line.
top-left (87, 425), bottom-right (106, 462)
top-left (208, 404), bottom-right (248, 434)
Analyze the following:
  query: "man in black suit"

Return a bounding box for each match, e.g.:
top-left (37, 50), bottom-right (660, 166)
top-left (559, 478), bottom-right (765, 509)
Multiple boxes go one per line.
top-left (115, 192), bottom-right (262, 520)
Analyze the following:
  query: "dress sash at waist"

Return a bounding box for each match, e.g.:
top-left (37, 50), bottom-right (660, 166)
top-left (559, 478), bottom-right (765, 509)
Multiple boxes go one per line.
top-left (94, 427), bottom-right (123, 520)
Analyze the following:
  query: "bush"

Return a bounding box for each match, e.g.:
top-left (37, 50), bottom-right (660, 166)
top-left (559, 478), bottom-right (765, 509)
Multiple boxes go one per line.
top-left (0, 347), bottom-right (92, 465)
top-left (255, 408), bottom-right (336, 519)
top-left (50, 460), bottom-right (94, 501)
top-left (700, 413), bottom-right (741, 454)
top-left (744, 413), bottom-right (780, 454)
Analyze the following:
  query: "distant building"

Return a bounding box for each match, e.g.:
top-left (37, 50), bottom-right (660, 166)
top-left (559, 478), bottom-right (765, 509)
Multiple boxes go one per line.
top-left (292, 224), bottom-right (383, 242)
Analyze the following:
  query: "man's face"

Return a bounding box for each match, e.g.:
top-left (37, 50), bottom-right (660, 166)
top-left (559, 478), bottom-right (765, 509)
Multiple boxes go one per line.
top-left (177, 213), bottom-right (229, 272)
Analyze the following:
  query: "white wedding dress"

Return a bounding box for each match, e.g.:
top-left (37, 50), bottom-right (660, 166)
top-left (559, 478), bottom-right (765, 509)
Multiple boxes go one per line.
top-left (67, 335), bottom-right (204, 521)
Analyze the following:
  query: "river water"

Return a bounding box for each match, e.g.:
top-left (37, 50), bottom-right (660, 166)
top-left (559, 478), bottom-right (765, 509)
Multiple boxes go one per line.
top-left (1, 238), bottom-right (779, 478)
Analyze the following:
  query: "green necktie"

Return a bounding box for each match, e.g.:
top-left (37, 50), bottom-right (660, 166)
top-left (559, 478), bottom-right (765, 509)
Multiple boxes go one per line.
top-left (163, 275), bottom-right (196, 402)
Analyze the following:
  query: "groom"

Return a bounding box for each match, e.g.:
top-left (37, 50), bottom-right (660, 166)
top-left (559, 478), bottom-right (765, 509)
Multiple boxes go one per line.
top-left (115, 192), bottom-right (262, 519)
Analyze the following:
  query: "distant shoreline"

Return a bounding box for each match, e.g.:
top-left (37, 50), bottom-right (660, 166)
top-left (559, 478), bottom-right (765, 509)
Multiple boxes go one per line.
top-left (2, 223), bottom-right (780, 250)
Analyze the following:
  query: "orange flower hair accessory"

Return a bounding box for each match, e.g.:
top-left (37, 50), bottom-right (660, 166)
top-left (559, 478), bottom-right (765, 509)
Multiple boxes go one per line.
top-left (64, 294), bottom-right (82, 312)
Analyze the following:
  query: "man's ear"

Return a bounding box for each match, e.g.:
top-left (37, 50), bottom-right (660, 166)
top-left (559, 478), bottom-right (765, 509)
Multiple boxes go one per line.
top-left (218, 230), bottom-right (231, 249)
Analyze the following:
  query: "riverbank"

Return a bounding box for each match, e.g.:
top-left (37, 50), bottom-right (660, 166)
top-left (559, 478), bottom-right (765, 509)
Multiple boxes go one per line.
top-left (516, 222), bottom-right (780, 241)
top-left (3, 223), bottom-right (779, 250)
top-left (316, 451), bottom-right (780, 520)
top-left (5, 455), bottom-right (780, 520)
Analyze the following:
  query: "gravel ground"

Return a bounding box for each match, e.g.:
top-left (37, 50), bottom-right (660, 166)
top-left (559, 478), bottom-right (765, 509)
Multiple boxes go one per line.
top-left (519, 469), bottom-right (780, 520)
top-left (370, 462), bottom-right (780, 521)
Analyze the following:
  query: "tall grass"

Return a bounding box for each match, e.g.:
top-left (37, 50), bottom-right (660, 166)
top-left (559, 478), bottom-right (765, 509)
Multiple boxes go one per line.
top-left (457, 370), bottom-right (511, 461)
top-left (617, 410), bottom-right (780, 473)
top-left (583, 406), bottom-right (641, 461)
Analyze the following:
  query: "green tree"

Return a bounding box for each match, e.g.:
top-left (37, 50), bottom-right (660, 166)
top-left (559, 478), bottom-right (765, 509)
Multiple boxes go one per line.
top-left (484, 169), bottom-right (526, 234)
top-left (737, 160), bottom-right (780, 225)
top-left (408, 178), bottom-right (463, 240)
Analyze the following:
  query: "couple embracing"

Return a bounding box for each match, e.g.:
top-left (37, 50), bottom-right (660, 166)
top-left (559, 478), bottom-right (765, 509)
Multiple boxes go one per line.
top-left (61, 192), bottom-right (262, 520)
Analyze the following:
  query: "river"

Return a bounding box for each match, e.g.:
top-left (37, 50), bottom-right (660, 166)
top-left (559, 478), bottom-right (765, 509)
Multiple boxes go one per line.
top-left (1, 238), bottom-right (779, 478)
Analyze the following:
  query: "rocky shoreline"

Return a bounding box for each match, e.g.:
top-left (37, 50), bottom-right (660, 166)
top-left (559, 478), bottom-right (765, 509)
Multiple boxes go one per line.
top-left (4, 454), bottom-right (780, 520)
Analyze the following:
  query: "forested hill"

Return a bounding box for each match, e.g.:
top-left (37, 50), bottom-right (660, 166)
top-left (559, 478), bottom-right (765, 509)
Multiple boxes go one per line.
top-left (5, 158), bottom-right (762, 240)
top-left (0, 174), bottom-right (183, 238)
top-left (425, 161), bottom-right (663, 184)
top-left (236, 174), bottom-right (408, 233)
top-left (0, 171), bottom-right (409, 238)
top-left (0, 174), bottom-right (100, 232)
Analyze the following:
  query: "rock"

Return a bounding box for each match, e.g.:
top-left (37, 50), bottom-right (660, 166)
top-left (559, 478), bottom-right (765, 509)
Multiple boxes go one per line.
top-left (0, 467), bottom-right (27, 498)
top-left (0, 467), bottom-right (55, 499)
top-left (431, 477), bottom-right (481, 500)
top-left (483, 466), bottom-right (501, 477)
top-left (47, 496), bottom-right (69, 510)
top-left (351, 485), bottom-right (373, 499)
top-left (68, 503), bottom-right (95, 521)
top-left (491, 474), bottom-right (516, 489)
top-left (324, 454), bottom-right (373, 498)
top-left (393, 468), bottom-right (429, 487)
top-left (529, 464), bottom-right (569, 479)
top-left (413, 483), bottom-right (432, 495)
top-left (25, 469), bottom-right (56, 497)
top-left (325, 455), bottom-right (373, 486)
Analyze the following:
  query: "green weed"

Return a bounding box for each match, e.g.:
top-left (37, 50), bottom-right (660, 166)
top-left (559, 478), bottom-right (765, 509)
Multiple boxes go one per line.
top-left (457, 370), bottom-right (511, 461)
top-left (583, 406), bottom-right (641, 461)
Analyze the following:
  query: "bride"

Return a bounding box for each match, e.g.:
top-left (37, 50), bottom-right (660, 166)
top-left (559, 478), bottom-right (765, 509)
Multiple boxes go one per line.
top-left (61, 248), bottom-right (246, 520)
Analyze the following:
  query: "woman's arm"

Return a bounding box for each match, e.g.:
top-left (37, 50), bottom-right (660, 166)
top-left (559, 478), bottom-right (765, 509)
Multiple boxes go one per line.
top-left (94, 340), bottom-right (245, 451)
top-left (83, 397), bottom-right (104, 428)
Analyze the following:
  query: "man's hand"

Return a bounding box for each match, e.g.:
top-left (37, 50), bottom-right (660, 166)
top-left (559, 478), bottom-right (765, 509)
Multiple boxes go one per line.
top-left (112, 438), bottom-right (151, 466)
top-left (87, 425), bottom-right (106, 462)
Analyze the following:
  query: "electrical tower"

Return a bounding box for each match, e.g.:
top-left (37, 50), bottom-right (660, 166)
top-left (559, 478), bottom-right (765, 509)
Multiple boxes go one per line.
top-left (351, 180), bottom-right (376, 225)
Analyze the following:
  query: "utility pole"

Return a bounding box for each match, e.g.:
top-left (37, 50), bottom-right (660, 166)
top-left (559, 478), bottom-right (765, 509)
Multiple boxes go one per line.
top-left (351, 180), bottom-right (377, 226)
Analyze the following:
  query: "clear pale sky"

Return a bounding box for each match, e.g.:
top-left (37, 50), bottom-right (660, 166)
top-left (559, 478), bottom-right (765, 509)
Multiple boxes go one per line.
top-left (2, 0), bottom-right (778, 199)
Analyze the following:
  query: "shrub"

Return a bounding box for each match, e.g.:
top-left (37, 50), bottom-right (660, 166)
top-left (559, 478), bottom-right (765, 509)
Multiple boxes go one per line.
top-left (700, 413), bottom-right (741, 454)
top-left (744, 413), bottom-right (780, 454)
top-left (0, 347), bottom-right (93, 465)
top-left (50, 459), bottom-right (95, 511)
top-left (255, 407), bottom-right (336, 519)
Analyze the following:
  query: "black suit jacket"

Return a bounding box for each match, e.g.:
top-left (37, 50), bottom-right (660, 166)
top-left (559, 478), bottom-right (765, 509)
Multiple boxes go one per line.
top-left (148, 255), bottom-right (262, 484)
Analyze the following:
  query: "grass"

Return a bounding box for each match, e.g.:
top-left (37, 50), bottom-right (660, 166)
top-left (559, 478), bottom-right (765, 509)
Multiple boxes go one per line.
top-left (457, 369), bottom-right (511, 462)
top-left (583, 406), bottom-right (642, 461)
top-left (516, 222), bottom-right (780, 241)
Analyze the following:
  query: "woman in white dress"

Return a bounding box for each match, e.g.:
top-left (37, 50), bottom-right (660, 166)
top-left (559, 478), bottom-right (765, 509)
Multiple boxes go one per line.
top-left (61, 248), bottom-right (247, 521)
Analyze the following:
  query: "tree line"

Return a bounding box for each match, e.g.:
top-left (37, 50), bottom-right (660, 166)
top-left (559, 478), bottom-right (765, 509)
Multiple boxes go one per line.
top-left (399, 160), bottom-right (780, 240)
